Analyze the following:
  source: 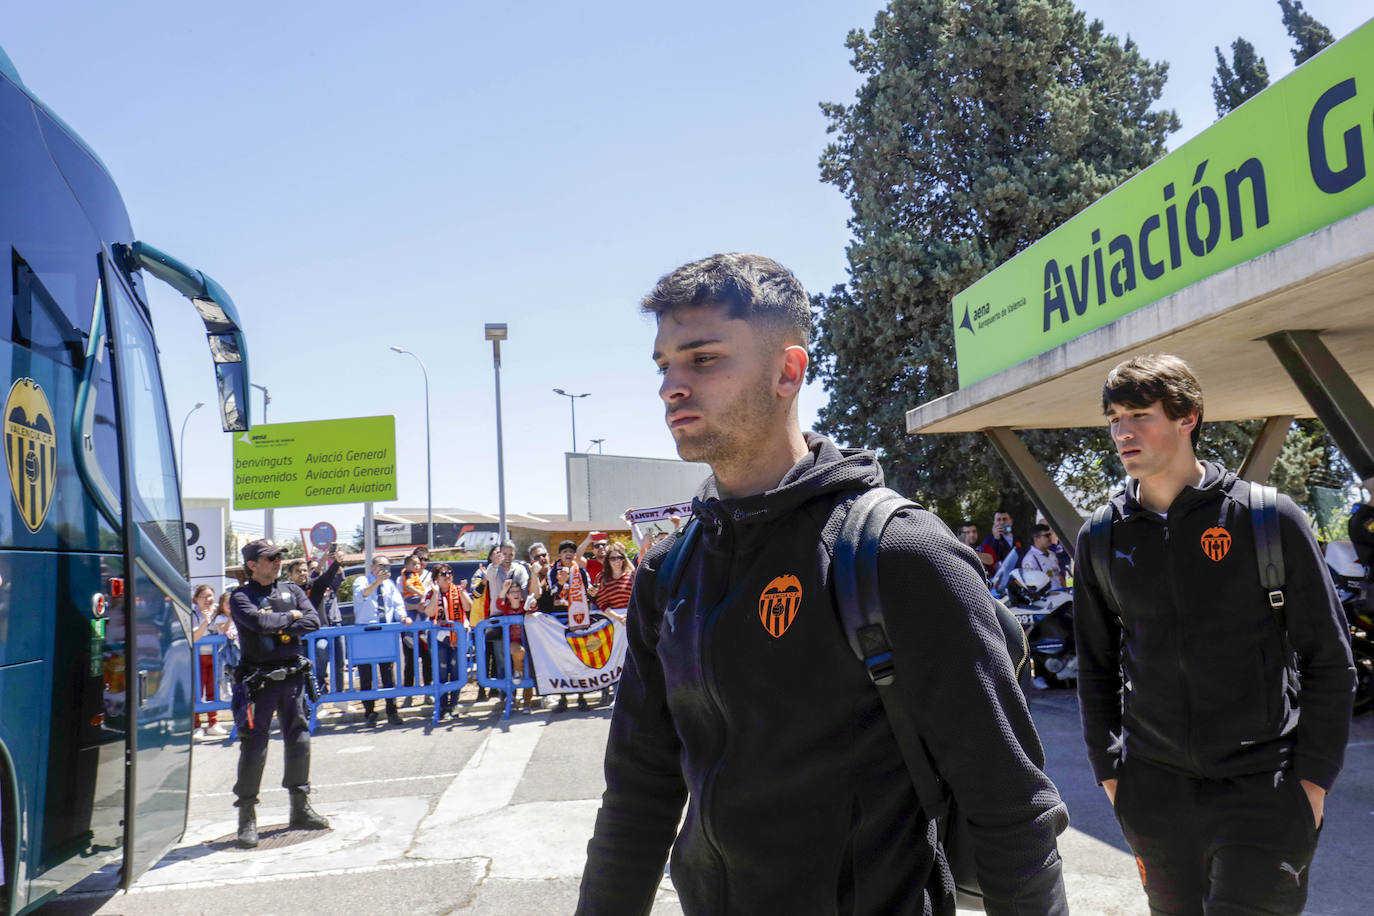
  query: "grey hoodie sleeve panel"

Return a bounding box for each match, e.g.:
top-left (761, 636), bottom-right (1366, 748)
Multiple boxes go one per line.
top-left (1277, 493), bottom-right (1355, 790)
top-left (1072, 519), bottom-right (1126, 785)
top-left (878, 508), bottom-right (1069, 916)
top-left (578, 557), bottom-right (687, 916)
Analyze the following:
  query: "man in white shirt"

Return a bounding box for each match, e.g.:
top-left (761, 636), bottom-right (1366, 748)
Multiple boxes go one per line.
top-left (1020, 524), bottom-right (1064, 588)
top-left (352, 555), bottom-right (408, 726)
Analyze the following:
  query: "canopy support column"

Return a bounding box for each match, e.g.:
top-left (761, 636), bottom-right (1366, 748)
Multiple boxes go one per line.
top-left (984, 427), bottom-right (1083, 557)
top-left (1238, 415), bottom-right (1295, 483)
top-left (1264, 330), bottom-right (1374, 481)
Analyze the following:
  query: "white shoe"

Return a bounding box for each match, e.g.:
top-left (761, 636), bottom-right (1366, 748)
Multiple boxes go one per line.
top-left (205, 723), bottom-right (230, 737)
top-left (193, 728), bottom-right (207, 739)
top-left (1031, 676), bottom-right (1050, 690)
top-left (317, 706), bottom-right (340, 719)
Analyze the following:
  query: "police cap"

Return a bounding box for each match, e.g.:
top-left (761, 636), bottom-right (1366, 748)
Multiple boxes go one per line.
top-left (242, 539), bottom-right (286, 564)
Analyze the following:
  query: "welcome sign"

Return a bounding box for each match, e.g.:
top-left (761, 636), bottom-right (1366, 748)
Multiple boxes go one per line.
top-left (952, 19), bottom-right (1374, 387)
top-left (232, 416), bottom-right (397, 509)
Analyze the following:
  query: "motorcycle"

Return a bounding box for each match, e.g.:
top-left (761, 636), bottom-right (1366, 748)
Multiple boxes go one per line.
top-left (1325, 540), bottom-right (1374, 716)
top-left (1005, 568), bottom-right (1077, 688)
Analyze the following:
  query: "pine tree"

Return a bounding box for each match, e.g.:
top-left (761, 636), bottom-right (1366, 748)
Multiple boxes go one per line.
top-left (1211, 38), bottom-right (1269, 118)
top-left (1278, 0), bottom-right (1334, 65)
top-left (813, 0), bottom-right (1178, 525)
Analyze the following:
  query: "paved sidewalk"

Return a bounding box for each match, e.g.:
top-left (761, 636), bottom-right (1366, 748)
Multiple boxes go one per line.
top-left (31, 688), bottom-right (1374, 915)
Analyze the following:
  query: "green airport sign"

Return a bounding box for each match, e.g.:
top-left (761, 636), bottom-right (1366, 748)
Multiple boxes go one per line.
top-left (952, 19), bottom-right (1374, 387)
top-left (232, 416), bottom-right (397, 509)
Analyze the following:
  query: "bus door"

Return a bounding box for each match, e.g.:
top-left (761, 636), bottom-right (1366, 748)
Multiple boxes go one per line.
top-left (102, 260), bottom-right (193, 882)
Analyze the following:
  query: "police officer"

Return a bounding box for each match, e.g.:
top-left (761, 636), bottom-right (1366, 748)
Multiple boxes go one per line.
top-left (229, 539), bottom-right (330, 848)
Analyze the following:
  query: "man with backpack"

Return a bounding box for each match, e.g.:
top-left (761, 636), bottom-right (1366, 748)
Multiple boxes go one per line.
top-left (576, 253), bottom-right (1068, 915)
top-left (1075, 354), bottom-right (1355, 915)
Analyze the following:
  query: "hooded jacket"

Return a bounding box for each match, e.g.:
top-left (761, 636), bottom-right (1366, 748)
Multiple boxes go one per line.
top-left (1074, 462), bottom-right (1354, 789)
top-left (578, 434), bottom-right (1068, 916)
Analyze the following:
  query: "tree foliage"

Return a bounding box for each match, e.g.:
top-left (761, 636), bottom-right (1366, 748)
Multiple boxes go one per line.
top-left (1211, 38), bottom-right (1269, 118)
top-left (812, 0), bottom-right (1178, 528)
top-left (1279, 0), bottom-right (1334, 65)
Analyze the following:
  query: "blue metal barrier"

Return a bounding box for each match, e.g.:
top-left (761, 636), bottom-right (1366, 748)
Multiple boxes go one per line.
top-left (474, 616), bottom-right (538, 719)
top-left (307, 621), bottom-right (472, 729)
top-left (192, 632), bottom-right (235, 719)
top-left (197, 620), bottom-right (544, 730)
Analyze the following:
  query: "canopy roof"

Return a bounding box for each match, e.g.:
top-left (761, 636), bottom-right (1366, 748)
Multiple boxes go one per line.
top-left (906, 207), bottom-right (1374, 434)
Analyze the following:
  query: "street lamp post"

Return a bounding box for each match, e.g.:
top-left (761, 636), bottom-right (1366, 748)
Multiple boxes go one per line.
top-left (250, 383), bottom-right (272, 539)
top-left (552, 388), bottom-right (590, 453)
top-left (485, 324), bottom-right (509, 544)
top-left (178, 402), bottom-right (205, 488)
top-left (588, 438), bottom-right (605, 454)
top-left (390, 346), bottom-right (434, 551)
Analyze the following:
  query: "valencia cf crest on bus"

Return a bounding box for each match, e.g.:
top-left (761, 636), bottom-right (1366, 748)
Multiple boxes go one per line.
top-left (566, 616), bottom-right (615, 669)
top-left (758, 574), bottom-right (803, 638)
top-left (4, 378), bottom-right (57, 533)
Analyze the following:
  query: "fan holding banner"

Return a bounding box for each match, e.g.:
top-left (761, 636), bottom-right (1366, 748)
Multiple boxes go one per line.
top-left (528, 540), bottom-right (625, 711)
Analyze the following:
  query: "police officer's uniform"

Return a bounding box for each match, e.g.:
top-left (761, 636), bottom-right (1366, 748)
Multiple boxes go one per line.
top-left (229, 539), bottom-right (329, 846)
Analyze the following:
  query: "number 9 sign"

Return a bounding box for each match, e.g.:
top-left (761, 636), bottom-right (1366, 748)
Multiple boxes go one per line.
top-left (182, 508), bottom-right (225, 579)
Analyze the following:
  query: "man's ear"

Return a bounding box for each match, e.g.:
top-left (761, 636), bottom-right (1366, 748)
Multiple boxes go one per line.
top-left (1179, 411), bottom-right (1199, 434)
top-left (777, 345), bottom-right (808, 395)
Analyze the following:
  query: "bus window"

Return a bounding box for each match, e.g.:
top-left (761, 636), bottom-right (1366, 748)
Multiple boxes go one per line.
top-left (12, 253), bottom-right (87, 369)
top-left (74, 270), bottom-right (123, 527)
top-left (107, 273), bottom-right (185, 575)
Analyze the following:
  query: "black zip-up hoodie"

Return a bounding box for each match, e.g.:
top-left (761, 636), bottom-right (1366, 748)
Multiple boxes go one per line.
top-left (578, 434), bottom-right (1068, 916)
top-left (1073, 462), bottom-right (1354, 788)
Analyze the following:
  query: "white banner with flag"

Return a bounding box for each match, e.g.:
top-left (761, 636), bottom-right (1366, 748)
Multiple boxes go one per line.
top-left (525, 611), bottom-right (626, 695)
top-left (566, 559), bottom-right (592, 628)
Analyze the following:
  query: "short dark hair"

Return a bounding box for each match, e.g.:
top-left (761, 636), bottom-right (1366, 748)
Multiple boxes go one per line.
top-left (641, 253), bottom-right (811, 346)
top-left (959, 521), bottom-right (976, 531)
top-left (558, 540), bottom-right (577, 552)
top-left (1031, 524), bottom-right (1052, 538)
top-left (411, 547), bottom-right (429, 561)
top-left (1102, 353), bottom-right (1204, 448)
top-left (285, 558), bottom-right (307, 576)
top-left (432, 563), bottom-right (452, 577)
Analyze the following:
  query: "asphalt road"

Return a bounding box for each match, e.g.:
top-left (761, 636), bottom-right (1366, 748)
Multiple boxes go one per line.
top-left (33, 687), bottom-right (1374, 916)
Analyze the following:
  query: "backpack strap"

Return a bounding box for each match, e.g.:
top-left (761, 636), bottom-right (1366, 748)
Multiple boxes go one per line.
top-left (653, 519), bottom-right (700, 610)
top-left (1088, 503), bottom-right (1124, 618)
top-left (832, 488), bottom-right (908, 687)
top-left (832, 486), bottom-right (949, 820)
top-left (1248, 483), bottom-right (1288, 634)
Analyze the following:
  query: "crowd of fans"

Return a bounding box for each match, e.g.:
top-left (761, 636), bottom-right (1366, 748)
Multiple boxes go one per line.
top-left (957, 508), bottom-right (1073, 594)
top-left (191, 530), bottom-right (649, 736)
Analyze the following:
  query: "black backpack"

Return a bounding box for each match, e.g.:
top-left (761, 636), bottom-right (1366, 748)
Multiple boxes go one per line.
top-left (656, 487), bottom-right (1030, 909)
top-left (831, 487), bottom-right (1029, 909)
top-left (1084, 483), bottom-right (1288, 637)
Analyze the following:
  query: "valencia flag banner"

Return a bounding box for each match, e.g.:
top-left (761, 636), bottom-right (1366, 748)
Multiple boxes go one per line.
top-left (524, 612), bottom-right (626, 695)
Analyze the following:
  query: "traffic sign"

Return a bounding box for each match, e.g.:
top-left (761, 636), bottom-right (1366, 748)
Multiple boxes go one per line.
top-left (311, 521), bottom-right (337, 551)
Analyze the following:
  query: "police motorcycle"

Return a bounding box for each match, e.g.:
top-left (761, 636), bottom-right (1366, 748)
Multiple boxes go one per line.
top-left (1004, 567), bottom-right (1077, 688)
top-left (1324, 539), bottom-right (1374, 716)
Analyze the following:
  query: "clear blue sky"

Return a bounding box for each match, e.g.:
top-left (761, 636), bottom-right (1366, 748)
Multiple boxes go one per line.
top-left (5, 1), bottom-right (1368, 544)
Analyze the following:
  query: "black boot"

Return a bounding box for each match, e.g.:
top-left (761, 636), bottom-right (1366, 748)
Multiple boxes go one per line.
top-left (289, 794), bottom-right (330, 830)
top-left (236, 806), bottom-right (258, 848)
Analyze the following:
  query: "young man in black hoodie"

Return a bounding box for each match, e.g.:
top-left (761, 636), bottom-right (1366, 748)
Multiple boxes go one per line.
top-left (1075, 354), bottom-right (1354, 915)
top-left (577, 253), bottom-right (1068, 916)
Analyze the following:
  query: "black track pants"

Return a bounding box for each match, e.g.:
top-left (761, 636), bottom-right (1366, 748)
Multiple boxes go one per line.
top-left (232, 675), bottom-right (312, 807)
top-left (1113, 756), bottom-right (1321, 915)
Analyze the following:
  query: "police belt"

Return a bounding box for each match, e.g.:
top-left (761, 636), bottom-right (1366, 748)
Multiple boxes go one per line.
top-left (235, 658), bottom-right (308, 687)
